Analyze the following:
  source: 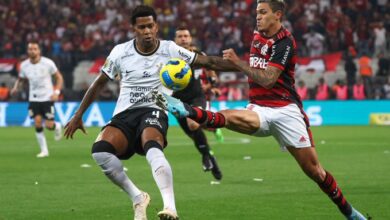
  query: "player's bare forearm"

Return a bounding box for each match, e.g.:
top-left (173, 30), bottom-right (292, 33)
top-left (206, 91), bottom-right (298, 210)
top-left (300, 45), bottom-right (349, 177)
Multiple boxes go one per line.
top-left (234, 60), bottom-right (282, 89)
top-left (74, 73), bottom-right (109, 118)
top-left (194, 55), bottom-right (239, 72)
top-left (54, 72), bottom-right (64, 90)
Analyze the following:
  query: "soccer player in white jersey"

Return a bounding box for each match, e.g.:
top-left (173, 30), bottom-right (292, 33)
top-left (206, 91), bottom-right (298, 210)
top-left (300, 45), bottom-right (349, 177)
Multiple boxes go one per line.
top-left (11, 42), bottom-right (64, 158)
top-left (64, 5), bottom-right (247, 220)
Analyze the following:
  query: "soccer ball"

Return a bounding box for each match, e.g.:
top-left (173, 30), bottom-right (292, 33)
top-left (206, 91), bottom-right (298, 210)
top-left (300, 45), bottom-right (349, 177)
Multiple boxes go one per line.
top-left (159, 58), bottom-right (192, 91)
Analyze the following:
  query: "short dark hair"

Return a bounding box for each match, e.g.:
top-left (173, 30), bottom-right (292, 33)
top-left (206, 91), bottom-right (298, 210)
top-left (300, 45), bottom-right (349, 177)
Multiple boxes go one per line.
top-left (176, 26), bottom-right (189, 32)
top-left (131, 5), bottom-right (157, 25)
top-left (257, 0), bottom-right (286, 14)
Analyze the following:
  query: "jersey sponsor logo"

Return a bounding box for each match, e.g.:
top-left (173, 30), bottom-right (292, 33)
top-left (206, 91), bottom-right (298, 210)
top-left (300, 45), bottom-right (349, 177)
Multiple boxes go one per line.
top-left (281, 46), bottom-right (290, 65)
top-left (121, 53), bottom-right (135, 59)
top-left (142, 71), bottom-right (152, 78)
top-left (155, 52), bottom-right (169, 57)
top-left (144, 117), bottom-right (162, 128)
top-left (103, 59), bottom-right (114, 73)
top-left (260, 44), bottom-right (268, 56)
top-left (253, 41), bottom-right (261, 49)
top-left (250, 57), bottom-right (268, 69)
top-left (271, 45), bottom-right (276, 58)
top-left (129, 87), bottom-right (155, 103)
top-left (178, 50), bottom-right (191, 63)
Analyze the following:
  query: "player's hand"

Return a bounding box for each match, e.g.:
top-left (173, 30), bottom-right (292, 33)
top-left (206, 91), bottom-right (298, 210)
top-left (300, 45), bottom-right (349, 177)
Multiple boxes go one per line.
top-left (10, 88), bottom-right (18, 96)
top-left (64, 115), bottom-right (87, 139)
top-left (222, 48), bottom-right (240, 64)
top-left (211, 88), bottom-right (221, 97)
top-left (51, 94), bottom-right (59, 101)
top-left (202, 83), bottom-right (212, 92)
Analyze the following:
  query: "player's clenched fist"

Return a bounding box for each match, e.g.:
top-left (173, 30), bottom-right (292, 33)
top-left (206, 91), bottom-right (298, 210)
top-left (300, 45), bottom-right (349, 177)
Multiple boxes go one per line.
top-left (222, 48), bottom-right (240, 64)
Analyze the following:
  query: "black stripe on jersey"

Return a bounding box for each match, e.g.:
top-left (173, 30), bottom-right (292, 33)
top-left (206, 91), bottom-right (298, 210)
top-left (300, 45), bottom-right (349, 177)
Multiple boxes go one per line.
top-left (101, 69), bottom-right (115, 81)
top-left (190, 53), bottom-right (198, 66)
top-left (133, 39), bottom-right (161, 56)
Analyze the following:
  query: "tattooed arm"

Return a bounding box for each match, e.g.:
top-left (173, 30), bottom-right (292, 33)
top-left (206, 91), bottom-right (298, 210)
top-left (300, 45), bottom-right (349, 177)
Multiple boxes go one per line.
top-left (223, 49), bottom-right (282, 89)
top-left (192, 54), bottom-right (239, 72)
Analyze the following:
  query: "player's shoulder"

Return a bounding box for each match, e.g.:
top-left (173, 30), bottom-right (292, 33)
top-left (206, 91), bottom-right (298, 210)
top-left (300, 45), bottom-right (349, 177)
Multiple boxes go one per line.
top-left (111, 39), bottom-right (135, 55)
top-left (40, 56), bottom-right (55, 64)
top-left (20, 59), bottom-right (30, 68)
top-left (159, 39), bottom-right (175, 49)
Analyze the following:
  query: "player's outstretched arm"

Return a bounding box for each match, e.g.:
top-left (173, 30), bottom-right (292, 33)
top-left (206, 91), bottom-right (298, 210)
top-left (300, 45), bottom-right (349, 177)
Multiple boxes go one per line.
top-left (193, 54), bottom-right (239, 72)
top-left (223, 48), bottom-right (282, 89)
top-left (64, 72), bottom-right (109, 139)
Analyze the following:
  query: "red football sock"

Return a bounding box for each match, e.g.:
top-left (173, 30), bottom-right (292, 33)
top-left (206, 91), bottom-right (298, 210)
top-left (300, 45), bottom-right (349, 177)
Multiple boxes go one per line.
top-left (318, 171), bottom-right (352, 216)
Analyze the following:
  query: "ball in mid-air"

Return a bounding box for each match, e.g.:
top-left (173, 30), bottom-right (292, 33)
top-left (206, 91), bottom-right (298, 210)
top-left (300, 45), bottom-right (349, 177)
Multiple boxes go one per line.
top-left (159, 58), bottom-right (192, 91)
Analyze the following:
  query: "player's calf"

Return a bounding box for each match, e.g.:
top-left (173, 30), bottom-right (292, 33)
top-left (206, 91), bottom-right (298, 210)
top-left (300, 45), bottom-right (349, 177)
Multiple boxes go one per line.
top-left (91, 140), bottom-right (147, 217)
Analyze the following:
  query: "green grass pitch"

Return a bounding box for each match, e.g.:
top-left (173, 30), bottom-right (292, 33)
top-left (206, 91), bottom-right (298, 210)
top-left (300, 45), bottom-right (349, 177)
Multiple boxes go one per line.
top-left (0, 126), bottom-right (389, 220)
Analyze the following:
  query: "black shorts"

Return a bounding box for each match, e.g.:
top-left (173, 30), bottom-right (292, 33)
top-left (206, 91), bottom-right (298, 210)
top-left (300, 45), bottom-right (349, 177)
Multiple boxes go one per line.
top-left (103, 107), bottom-right (169, 160)
top-left (28, 101), bottom-right (55, 120)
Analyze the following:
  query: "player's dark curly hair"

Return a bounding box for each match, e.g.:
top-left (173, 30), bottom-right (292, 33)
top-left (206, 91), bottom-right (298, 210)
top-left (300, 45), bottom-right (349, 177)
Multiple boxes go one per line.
top-left (257, 0), bottom-right (286, 14)
top-left (131, 5), bottom-right (157, 25)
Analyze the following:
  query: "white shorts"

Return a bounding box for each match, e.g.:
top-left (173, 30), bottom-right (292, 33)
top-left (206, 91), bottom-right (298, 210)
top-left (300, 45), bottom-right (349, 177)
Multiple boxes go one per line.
top-left (246, 103), bottom-right (313, 150)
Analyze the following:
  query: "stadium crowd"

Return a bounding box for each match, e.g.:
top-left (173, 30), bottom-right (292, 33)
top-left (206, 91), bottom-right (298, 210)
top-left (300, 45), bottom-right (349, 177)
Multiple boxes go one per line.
top-left (0, 0), bottom-right (389, 101)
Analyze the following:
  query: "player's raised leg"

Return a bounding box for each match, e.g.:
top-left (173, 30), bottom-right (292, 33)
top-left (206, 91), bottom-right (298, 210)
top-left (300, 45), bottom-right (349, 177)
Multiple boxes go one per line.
top-left (92, 126), bottom-right (149, 220)
top-left (141, 127), bottom-right (179, 220)
top-left (154, 90), bottom-right (260, 132)
top-left (287, 146), bottom-right (366, 220)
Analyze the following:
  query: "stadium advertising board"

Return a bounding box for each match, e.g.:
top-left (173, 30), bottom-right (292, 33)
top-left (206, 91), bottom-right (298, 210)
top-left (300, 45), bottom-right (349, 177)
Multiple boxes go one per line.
top-left (1, 101), bottom-right (390, 127)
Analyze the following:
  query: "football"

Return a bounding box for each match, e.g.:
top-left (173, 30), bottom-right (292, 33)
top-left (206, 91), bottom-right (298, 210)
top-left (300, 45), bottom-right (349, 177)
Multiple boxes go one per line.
top-left (159, 58), bottom-right (192, 91)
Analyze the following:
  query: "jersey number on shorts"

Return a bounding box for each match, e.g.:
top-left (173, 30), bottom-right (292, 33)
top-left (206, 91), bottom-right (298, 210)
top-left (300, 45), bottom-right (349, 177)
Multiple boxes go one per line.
top-left (152, 111), bottom-right (160, 118)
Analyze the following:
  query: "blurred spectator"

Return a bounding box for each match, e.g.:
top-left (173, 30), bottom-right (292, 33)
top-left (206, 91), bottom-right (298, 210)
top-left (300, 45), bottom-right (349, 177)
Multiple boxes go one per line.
top-left (332, 80), bottom-right (348, 100)
top-left (297, 80), bottom-right (309, 100)
top-left (373, 22), bottom-right (387, 57)
top-left (0, 0), bottom-right (388, 100)
top-left (383, 77), bottom-right (390, 99)
top-left (377, 53), bottom-right (390, 77)
top-left (353, 78), bottom-right (366, 100)
top-left (315, 77), bottom-right (329, 100)
top-left (358, 54), bottom-right (373, 98)
top-left (303, 28), bottom-right (325, 57)
top-left (344, 53), bottom-right (357, 95)
top-left (0, 83), bottom-right (10, 101)
top-left (228, 84), bottom-right (242, 101)
top-left (217, 85), bottom-right (229, 101)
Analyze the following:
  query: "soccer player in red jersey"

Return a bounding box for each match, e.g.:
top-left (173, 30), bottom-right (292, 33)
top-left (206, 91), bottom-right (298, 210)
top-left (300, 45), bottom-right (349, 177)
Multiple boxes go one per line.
top-left (154, 1), bottom-right (367, 219)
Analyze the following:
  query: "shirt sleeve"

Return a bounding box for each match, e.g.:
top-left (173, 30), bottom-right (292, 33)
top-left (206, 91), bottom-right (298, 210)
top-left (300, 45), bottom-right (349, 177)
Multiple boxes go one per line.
top-left (101, 46), bottom-right (121, 80)
top-left (168, 41), bottom-right (197, 65)
top-left (268, 38), bottom-right (294, 71)
top-left (48, 59), bottom-right (58, 75)
top-left (19, 63), bottom-right (27, 78)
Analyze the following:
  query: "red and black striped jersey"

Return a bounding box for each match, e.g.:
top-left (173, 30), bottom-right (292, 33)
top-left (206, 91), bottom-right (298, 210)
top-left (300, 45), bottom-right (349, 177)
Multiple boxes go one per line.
top-left (248, 27), bottom-right (302, 108)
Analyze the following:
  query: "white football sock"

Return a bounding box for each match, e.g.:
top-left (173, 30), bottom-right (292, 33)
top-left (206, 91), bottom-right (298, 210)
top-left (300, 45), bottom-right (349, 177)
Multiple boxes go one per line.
top-left (35, 131), bottom-right (48, 154)
top-left (54, 122), bottom-right (61, 130)
top-left (92, 152), bottom-right (143, 203)
top-left (146, 148), bottom-right (176, 213)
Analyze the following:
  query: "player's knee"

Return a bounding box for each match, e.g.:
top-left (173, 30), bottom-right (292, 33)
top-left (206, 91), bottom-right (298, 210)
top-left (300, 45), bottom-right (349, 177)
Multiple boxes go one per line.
top-left (187, 120), bottom-right (200, 131)
top-left (143, 140), bottom-right (163, 153)
top-left (45, 121), bottom-right (55, 130)
top-left (35, 127), bottom-right (44, 133)
top-left (91, 140), bottom-right (116, 155)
